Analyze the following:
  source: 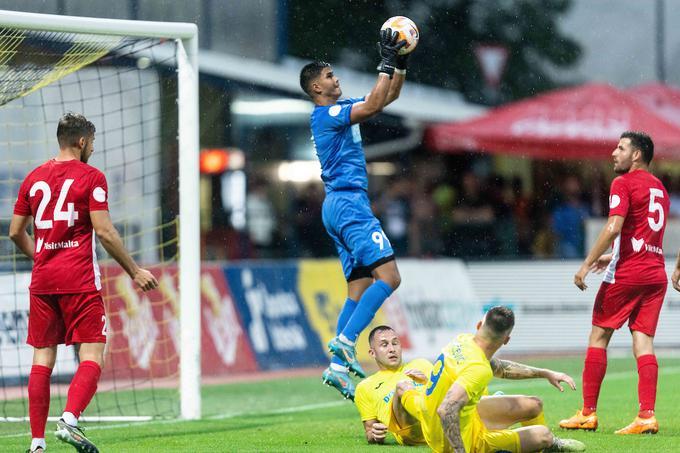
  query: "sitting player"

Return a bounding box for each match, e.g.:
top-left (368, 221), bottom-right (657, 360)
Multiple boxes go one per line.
top-left (355, 325), bottom-right (431, 445)
top-left (400, 306), bottom-right (586, 452)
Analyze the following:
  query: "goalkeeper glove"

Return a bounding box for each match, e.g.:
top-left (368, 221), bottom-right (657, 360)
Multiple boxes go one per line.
top-left (376, 28), bottom-right (406, 77)
top-left (395, 53), bottom-right (409, 73)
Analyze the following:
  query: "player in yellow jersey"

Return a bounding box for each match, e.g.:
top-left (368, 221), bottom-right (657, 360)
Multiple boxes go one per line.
top-left (402, 306), bottom-right (586, 453)
top-left (355, 325), bottom-right (431, 445)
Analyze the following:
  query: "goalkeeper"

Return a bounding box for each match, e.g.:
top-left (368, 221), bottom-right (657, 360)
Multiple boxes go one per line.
top-left (299, 28), bottom-right (408, 400)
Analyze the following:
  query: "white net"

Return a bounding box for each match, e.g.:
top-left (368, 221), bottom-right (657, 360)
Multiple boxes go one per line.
top-left (0, 28), bottom-right (183, 431)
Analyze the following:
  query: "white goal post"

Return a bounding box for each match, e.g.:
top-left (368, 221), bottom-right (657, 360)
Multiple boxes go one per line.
top-left (0, 9), bottom-right (201, 420)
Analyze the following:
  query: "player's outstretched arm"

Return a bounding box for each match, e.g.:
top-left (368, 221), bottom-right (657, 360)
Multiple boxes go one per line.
top-left (8, 214), bottom-right (34, 259)
top-left (437, 383), bottom-right (468, 453)
top-left (489, 358), bottom-right (576, 392)
top-left (574, 215), bottom-right (624, 291)
top-left (90, 210), bottom-right (158, 291)
top-left (351, 28), bottom-right (406, 124)
top-left (384, 54), bottom-right (409, 106)
top-left (350, 74), bottom-right (391, 124)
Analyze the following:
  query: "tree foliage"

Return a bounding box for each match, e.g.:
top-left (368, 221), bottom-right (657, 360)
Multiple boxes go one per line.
top-left (288, 0), bottom-right (581, 104)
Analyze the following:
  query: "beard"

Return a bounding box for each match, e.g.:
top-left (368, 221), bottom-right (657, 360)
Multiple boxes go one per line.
top-left (614, 163), bottom-right (630, 174)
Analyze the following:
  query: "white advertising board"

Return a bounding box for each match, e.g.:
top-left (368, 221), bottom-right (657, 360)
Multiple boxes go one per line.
top-left (468, 260), bottom-right (680, 353)
top-left (0, 272), bottom-right (77, 383)
top-left (388, 259), bottom-right (481, 361)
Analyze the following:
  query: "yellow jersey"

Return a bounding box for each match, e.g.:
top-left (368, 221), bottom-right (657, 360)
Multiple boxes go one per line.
top-left (355, 358), bottom-right (432, 445)
top-left (420, 333), bottom-right (492, 453)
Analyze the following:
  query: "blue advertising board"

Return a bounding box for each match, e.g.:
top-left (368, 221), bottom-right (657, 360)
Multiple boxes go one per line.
top-left (224, 263), bottom-right (327, 370)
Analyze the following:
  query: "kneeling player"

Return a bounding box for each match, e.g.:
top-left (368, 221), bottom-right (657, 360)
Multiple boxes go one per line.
top-left (401, 306), bottom-right (585, 453)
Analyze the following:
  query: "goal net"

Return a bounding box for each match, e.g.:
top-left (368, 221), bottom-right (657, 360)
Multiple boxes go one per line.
top-left (0, 11), bottom-right (200, 434)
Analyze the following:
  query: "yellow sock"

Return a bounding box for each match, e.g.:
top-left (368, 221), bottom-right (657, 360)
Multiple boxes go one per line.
top-left (521, 410), bottom-right (546, 427)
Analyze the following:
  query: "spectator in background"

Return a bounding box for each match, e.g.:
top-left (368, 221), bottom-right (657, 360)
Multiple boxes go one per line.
top-left (552, 175), bottom-right (590, 258)
top-left (489, 174), bottom-right (518, 256)
top-left (432, 181), bottom-right (456, 254)
top-left (377, 176), bottom-right (412, 256)
top-left (667, 174), bottom-right (680, 218)
top-left (410, 181), bottom-right (442, 257)
top-left (531, 210), bottom-right (557, 258)
top-left (511, 176), bottom-right (533, 255)
top-left (294, 183), bottom-right (332, 257)
top-left (246, 178), bottom-right (276, 258)
top-left (449, 171), bottom-right (496, 257)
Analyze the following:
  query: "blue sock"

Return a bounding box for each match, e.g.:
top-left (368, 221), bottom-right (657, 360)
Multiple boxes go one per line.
top-left (331, 298), bottom-right (358, 367)
top-left (341, 280), bottom-right (393, 343)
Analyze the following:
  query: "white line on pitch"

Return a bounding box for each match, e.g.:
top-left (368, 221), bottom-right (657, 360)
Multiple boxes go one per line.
top-left (0, 400), bottom-right (345, 439)
top-left (5, 366), bottom-right (678, 439)
top-left (206, 400), bottom-right (345, 420)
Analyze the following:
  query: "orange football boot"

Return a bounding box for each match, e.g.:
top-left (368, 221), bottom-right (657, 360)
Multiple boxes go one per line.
top-left (559, 410), bottom-right (598, 431)
top-left (614, 416), bottom-right (658, 435)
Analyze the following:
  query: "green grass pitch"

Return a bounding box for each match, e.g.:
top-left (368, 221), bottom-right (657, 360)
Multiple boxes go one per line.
top-left (2, 357), bottom-right (680, 452)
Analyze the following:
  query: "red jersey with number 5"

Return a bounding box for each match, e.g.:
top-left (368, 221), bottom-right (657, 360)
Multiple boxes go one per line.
top-left (13, 159), bottom-right (109, 294)
top-left (603, 169), bottom-right (668, 285)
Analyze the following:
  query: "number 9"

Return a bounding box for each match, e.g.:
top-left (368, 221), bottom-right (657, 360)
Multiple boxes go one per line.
top-left (372, 231), bottom-right (384, 250)
top-left (426, 353), bottom-right (445, 396)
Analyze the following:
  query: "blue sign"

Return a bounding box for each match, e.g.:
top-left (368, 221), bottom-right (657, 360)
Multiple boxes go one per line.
top-left (224, 263), bottom-right (327, 370)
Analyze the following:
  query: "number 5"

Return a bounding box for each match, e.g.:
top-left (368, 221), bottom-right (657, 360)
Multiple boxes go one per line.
top-left (648, 188), bottom-right (664, 232)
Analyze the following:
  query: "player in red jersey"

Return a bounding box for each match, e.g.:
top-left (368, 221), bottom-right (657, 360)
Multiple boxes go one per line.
top-left (560, 131), bottom-right (668, 435)
top-left (9, 113), bottom-right (158, 453)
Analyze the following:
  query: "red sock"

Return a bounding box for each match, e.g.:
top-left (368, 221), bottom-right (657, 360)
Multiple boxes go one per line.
top-left (28, 365), bottom-right (52, 438)
top-left (64, 361), bottom-right (101, 419)
top-left (637, 354), bottom-right (658, 418)
top-left (582, 347), bottom-right (607, 415)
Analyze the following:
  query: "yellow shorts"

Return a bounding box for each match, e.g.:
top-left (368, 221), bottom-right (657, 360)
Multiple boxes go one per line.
top-left (403, 383), bottom-right (520, 453)
top-left (473, 427), bottom-right (521, 453)
top-left (389, 390), bottom-right (426, 445)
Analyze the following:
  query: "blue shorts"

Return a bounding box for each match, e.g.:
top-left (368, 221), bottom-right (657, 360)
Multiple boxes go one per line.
top-left (322, 190), bottom-right (395, 281)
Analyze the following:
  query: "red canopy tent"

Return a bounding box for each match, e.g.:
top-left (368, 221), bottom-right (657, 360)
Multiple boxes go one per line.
top-left (425, 83), bottom-right (680, 160)
top-left (628, 82), bottom-right (680, 127)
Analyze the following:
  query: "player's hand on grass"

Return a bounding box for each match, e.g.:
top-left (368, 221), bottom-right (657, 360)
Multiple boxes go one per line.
top-left (544, 370), bottom-right (576, 392)
top-left (574, 263), bottom-right (589, 291)
top-left (404, 369), bottom-right (428, 384)
top-left (133, 268), bottom-right (158, 291)
top-left (369, 422), bottom-right (388, 443)
top-left (589, 254), bottom-right (611, 274)
top-left (672, 267), bottom-right (680, 292)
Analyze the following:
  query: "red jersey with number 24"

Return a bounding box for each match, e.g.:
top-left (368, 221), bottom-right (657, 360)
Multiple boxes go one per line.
top-left (13, 159), bottom-right (109, 294)
top-left (603, 169), bottom-right (668, 285)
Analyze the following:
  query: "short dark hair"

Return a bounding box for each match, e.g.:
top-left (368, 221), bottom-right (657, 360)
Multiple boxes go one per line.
top-left (368, 325), bottom-right (394, 345)
top-left (299, 61), bottom-right (330, 96)
top-left (484, 306), bottom-right (515, 336)
top-left (620, 131), bottom-right (654, 164)
top-left (57, 112), bottom-right (95, 148)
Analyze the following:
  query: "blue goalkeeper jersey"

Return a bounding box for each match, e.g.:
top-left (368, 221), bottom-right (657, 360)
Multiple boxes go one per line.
top-left (310, 97), bottom-right (367, 193)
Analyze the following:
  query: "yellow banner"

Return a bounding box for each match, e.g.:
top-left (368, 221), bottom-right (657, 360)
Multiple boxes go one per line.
top-left (297, 259), bottom-right (389, 365)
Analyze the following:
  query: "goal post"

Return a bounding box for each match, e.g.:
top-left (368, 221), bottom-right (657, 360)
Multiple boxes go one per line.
top-left (0, 9), bottom-right (201, 421)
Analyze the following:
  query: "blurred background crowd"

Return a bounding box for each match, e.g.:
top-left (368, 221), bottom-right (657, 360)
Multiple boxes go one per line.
top-left (206, 153), bottom-right (680, 261)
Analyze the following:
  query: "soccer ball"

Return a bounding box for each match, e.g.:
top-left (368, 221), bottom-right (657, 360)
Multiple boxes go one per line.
top-left (380, 16), bottom-right (419, 55)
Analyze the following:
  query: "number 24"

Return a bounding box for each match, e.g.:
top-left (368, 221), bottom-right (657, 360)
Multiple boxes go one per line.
top-left (29, 179), bottom-right (79, 229)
